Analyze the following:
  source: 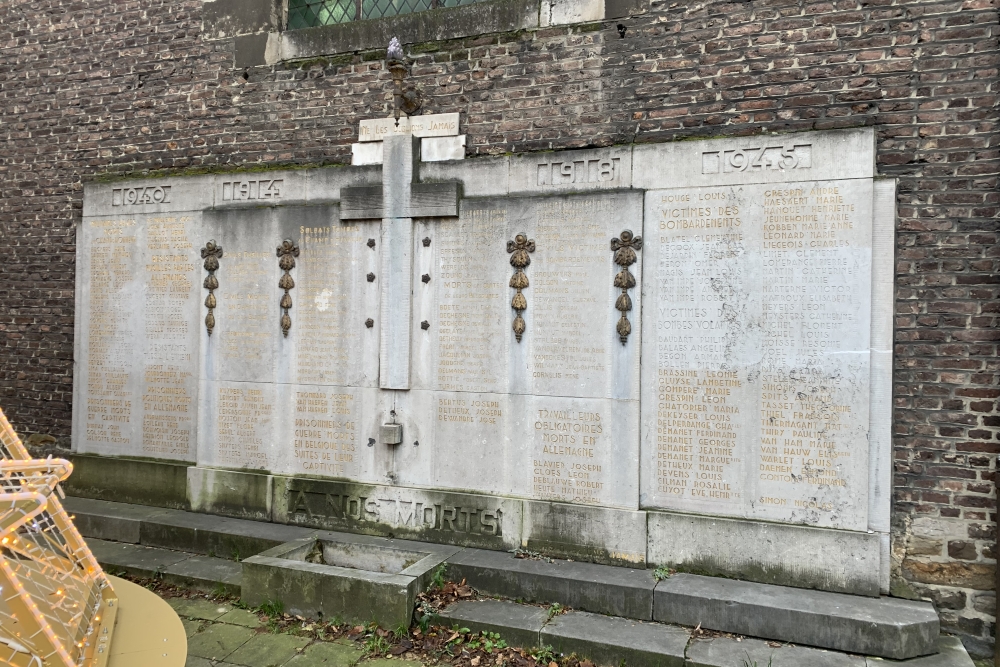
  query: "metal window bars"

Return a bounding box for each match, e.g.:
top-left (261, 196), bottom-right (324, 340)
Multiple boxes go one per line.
top-left (287, 0), bottom-right (486, 27)
top-left (0, 408), bottom-right (116, 667)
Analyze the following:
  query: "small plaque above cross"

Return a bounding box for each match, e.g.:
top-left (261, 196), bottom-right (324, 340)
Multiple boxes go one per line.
top-left (340, 134), bottom-right (460, 391)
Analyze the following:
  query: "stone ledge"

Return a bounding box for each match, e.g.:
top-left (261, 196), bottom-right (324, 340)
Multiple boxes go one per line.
top-left (540, 611), bottom-right (688, 667)
top-left (86, 538), bottom-right (241, 595)
top-left (445, 547), bottom-right (656, 619)
top-left (686, 636), bottom-right (865, 667)
top-left (653, 574), bottom-right (939, 660)
top-left (687, 635), bottom-right (974, 667)
top-left (64, 454), bottom-right (191, 509)
top-left (438, 599), bottom-right (969, 667)
top-left (647, 511), bottom-right (884, 596)
top-left (439, 600), bottom-right (549, 650)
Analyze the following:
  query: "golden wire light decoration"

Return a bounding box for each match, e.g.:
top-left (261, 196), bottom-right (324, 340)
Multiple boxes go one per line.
top-left (0, 408), bottom-right (117, 667)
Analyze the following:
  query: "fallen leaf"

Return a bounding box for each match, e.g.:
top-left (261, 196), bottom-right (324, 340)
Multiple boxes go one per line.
top-left (472, 656), bottom-right (481, 666)
top-left (549, 661), bottom-right (558, 667)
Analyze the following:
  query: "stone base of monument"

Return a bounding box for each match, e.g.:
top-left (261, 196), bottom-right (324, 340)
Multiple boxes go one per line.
top-left (242, 536), bottom-right (458, 628)
top-left (445, 548), bottom-right (940, 660)
top-left (65, 496), bottom-right (970, 664)
top-left (441, 599), bottom-right (972, 667)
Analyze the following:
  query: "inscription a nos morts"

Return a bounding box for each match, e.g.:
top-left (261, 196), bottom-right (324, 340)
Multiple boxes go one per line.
top-left (288, 490), bottom-right (503, 536)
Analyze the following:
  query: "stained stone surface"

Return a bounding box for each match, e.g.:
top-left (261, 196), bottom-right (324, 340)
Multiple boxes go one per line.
top-left (75, 126), bottom-right (893, 591)
top-left (639, 178), bottom-right (875, 530)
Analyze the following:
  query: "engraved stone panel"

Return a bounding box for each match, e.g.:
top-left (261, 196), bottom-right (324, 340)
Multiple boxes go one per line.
top-left (74, 212), bottom-right (201, 462)
top-left (402, 191), bottom-right (644, 510)
top-left (640, 179), bottom-right (875, 531)
top-left (292, 211), bottom-right (380, 388)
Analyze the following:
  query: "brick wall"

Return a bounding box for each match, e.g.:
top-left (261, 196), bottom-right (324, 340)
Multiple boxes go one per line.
top-left (0, 0), bottom-right (996, 656)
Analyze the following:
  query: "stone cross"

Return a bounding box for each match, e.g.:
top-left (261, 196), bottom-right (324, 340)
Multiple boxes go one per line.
top-left (340, 134), bottom-right (459, 390)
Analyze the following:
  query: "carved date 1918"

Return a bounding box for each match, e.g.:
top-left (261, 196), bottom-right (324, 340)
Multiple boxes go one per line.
top-left (702, 144), bottom-right (812, 174)
top-left (537, 158), bottom-right (620, 186)
top-left (288, 490), bottom-right (503, 536)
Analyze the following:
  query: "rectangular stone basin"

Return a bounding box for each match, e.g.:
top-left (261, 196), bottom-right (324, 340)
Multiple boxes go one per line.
top-left (242, 532), bottom-right (459, 629)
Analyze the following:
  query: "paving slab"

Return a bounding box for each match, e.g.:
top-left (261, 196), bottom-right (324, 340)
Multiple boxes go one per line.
top-left (224, 632), bottom-right (312, 666)
top-left (439, 599), bottom-right (549, 650)
top-left (283, 640), bottom-right (363, 666)
top-left (218, 608), bottom-right (265, 628)
top-left (866, 636), bottom-right (975, 667)
top-left (186, 622), bottom-right (255, 661)
top-left (169, 597), bottom-right (234, 621)
top-left (540, 611), bottom-right (688, 667)
top-left (446, 548), bottom-right (656, 619)
top-left (686, 636), bottom-right (867, 667)
top-left (183, 618), bottom-right (207, 637)
top-left (654, 574), bottom-right (938, 660)
top-left (185, 657), bottom-right (215, 667)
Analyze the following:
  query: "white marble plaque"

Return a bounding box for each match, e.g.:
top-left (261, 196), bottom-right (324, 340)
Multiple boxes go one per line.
top-left (358, 113), bottom-right (460, 142)
top-left (640, 179), bottom-right (875, 531)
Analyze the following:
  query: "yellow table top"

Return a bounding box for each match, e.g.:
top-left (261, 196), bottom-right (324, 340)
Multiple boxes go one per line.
top-left (105, 576), bottom-right (186, 667)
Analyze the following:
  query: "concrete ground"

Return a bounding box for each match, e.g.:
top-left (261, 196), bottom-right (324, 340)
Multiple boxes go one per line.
top-left (173, 597), bottom-right (426, 667)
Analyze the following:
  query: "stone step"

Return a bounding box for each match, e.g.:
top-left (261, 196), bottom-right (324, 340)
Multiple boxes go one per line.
top-left (68, 495), bottom-right (311, 559)
top-left (68, 497), bottom-right (942, 661)
top-left (446, 545), bottom-right (657, 619)
top-left (440, 599), bottom-right (974, 667)
top-left (655, 573), bottom-right (939, 661)
top-left (86, 537), bottom-right (241, 594)
top-left (445, 546), bottom-right (939, 660)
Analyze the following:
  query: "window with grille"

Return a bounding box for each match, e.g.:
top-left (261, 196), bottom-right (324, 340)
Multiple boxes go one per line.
top-left (287, 0), bottom-right (488, 27)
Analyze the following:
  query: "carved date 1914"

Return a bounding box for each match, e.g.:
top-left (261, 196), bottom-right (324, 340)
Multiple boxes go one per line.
top-left (221, 179), bottom-right (283, 201)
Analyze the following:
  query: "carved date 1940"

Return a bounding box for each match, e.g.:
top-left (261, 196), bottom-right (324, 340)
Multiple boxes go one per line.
top-left (112, 185), bottom-right (172, 206)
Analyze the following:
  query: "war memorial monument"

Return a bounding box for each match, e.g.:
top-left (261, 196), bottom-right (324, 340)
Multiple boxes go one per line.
top-left (0, 0), bottom-right (995, 662)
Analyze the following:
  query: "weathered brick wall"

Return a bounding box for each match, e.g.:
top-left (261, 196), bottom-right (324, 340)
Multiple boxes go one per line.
top-left (1, 0), bottom-right (996, 655)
